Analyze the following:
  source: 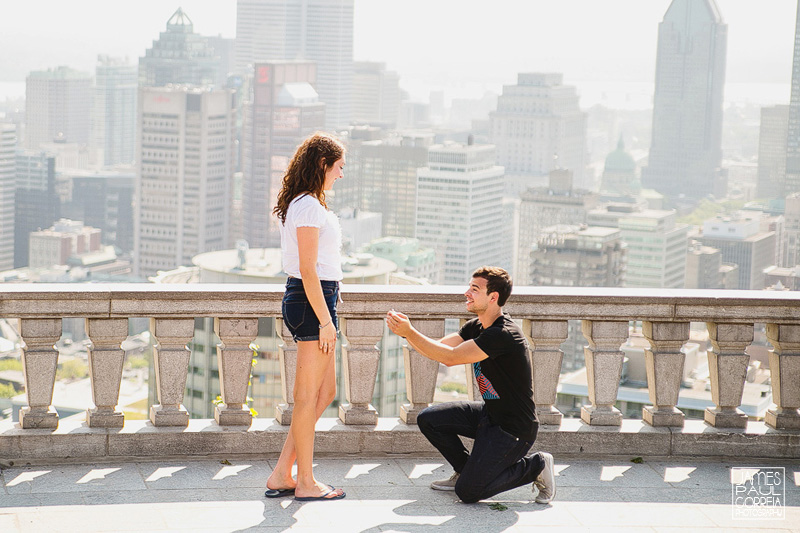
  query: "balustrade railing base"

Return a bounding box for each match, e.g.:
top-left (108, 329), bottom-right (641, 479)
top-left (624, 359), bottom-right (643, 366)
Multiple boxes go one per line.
top-left (536, 406), bottom-right (564, 426)
top-left (1, 418), bottom-right (797, 465)
top-left (399, 403), bottom-right (426, 425)
top-left (275, 404), bottom-right (293, 425)
top-left (581, 405), bottom-right (622, 426)
top-left (643, 406), bottom-right (685, 428)
top-left (86, 408), bottom-right (124, 429)
top-left (18, 407), bottom-right (58, 429)
top-left (339, 403), bottom-right (378, 425)
top-left (704, 407), bottom-right (748, 429)
top-left (766, 408), bottom-right (800, 430)
top-left (150, 406), bottom-right (190, 427)
top-left (215, 406), bottom-right (253, 427)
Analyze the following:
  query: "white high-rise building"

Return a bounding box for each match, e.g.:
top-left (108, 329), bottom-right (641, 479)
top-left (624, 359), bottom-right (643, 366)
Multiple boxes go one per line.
top-left (0, 124), bottom-right (15, 270)
top-left (588, 206), bottom-right (689, 288)
top-left (490, 73), bottom-right (588, 193)
top-left (235, 0), bottom-right (354, 129)
top-left (416, 142), bottom-right (509, 285)
top-left (92, 56), bottom-right (137, 166)
top-left (135, 86), bottom-right (236, 278)
top-left (25, 66), bottom-right (93, 150)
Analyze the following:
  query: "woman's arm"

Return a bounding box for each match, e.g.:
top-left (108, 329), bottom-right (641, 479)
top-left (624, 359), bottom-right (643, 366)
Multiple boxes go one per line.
top-left (297, 226), bottom-right (338, 353)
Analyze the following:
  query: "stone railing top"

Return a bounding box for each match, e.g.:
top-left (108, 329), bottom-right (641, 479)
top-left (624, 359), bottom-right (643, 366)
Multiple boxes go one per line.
top-left (1, 283), bottom-right (800, 323)
top-left (0, 283), bottom-right (800, 324)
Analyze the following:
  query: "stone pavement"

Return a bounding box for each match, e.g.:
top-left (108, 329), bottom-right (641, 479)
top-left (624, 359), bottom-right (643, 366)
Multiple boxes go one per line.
top-left (1, 456), bottom-right (798, 532)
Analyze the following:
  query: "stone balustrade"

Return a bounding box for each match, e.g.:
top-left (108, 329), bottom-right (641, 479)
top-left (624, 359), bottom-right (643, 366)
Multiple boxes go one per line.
top-left (1, 284), bottom-right (799, 463)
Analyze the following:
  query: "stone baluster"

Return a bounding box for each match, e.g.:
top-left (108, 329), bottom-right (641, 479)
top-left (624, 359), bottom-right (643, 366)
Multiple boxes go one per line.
top-left (275, 318), bottom-right (296, 425)
top-left (85, 319), bottom-right (128, 428)
top-left (18, 318), bottom-right (62, 429)
top-left (149, 318), bottom-right (194, 427)
top-left (642, 321), bottom-right (688, 427)
top-left (339, 318), bottom-right (383, 424)
top-left (705, 322), bottom-right (752, 428)
top-left (764, 324), bottom-right (800, 430)
top-left (581, 320), bottom-right (628, 426)
top-left (214, 318), bottom-right (258, 426)
top-left (400, 319), bottom-right (444, 424)
top-left (525, 320), bottom-right (568, 425)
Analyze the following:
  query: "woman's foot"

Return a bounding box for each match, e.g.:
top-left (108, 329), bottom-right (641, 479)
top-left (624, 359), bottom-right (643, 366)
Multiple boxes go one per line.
top-left (266, 470), bottom-right (297, 493)
top-left (294, 481), bottom-right (345, 500)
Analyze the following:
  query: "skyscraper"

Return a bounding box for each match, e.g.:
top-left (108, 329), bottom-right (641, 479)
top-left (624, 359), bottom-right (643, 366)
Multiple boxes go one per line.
top-left (91, 56), bottom-right (137, 166)
top-left (785, 1), bottom-right (800, 194)
top-left (641, 0), bottom-right (727, 199)
top-left (516, 169), bottom-right (597, 284)
top-left (134, 86), bottom-right (236, 277)
top-left (25, 66), bottom-right (92, 150)
top-left (235, 0), bottom-right (354, 129)
top-left (352, 61), bottom-right (400, 128)
top-left (699, 214), bottom-right (776, 290)
top-left (757, 105), bottom-right (789, 199)
top-left (14, 151), bottom-right (59, 268)
top-left (139, 8), bottom-right (224, 89)
top-left (416, 142), bottom-right (509, 285)
top-left (490, 73), bottom-right (588, 193)
top-left (0, 124), bottom-right (15, 271)
top-left (241, 61), bottom-right (325, 248)
top-left (331, 131), bottom-right (433, 239)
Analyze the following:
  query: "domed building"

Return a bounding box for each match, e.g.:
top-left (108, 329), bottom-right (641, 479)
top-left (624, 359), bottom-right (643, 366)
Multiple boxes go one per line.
top-left (600, 137), bottom-right (640, 196)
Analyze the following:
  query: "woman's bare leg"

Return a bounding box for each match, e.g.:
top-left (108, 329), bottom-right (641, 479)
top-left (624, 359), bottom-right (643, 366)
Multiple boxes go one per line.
top-left (267, 348), bottom-right (337, 491)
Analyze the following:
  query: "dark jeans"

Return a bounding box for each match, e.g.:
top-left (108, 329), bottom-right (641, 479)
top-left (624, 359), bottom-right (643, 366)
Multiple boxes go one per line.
top-left (417, 401), bottom-right (544, 503)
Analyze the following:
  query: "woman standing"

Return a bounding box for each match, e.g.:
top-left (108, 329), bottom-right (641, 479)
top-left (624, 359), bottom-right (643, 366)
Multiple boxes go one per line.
top-left (266, 132), bottom-right (346, 501)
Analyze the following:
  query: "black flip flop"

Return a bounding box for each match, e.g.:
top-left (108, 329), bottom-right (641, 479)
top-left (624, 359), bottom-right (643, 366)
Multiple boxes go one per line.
top-left (265, 487), bottom-right (296, 498)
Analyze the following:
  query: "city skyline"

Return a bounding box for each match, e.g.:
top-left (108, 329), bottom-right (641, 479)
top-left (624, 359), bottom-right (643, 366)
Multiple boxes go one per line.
top-left (1, 1), bottom-right (797, 108)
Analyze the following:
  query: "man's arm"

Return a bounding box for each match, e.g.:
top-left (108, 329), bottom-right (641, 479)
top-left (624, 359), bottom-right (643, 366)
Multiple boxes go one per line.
top-left (386, 311), bottom-right (488, 367)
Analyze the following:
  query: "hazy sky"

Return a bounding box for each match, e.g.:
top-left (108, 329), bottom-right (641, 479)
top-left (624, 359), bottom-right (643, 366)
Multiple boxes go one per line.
top-left (1, 0), bottom-right (797, 103)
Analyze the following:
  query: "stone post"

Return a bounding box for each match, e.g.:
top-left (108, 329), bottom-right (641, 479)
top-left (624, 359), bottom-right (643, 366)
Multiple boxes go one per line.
top-left (275, 318), bottom-right (296, 425)
top-left (214, 318), bottom-right (258, 426)
top-left (18, 318), bottom-right (62, 429)
top-left (85, 318), bottom-right (128, 428)
top-left (525, 320), bottom-right (568, 425)
top-left (149, 318), bottom-right (193, 427)
top-left (400, 319), bottom-right (444, 424)
top-left (764, 323), bottom-right (800, 430)
top-left (642, 321), bottom-right (688, 427)
top-left (580, 320), bottom-right (628, 426)
top-left (339, 318), bottom-right (383, 424)
top-left (705, 322), bottom-right (752, 428)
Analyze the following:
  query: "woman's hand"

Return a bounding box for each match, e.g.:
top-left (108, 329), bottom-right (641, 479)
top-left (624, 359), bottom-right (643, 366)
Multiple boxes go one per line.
top-left (319, 321), bottom-right (337, 354)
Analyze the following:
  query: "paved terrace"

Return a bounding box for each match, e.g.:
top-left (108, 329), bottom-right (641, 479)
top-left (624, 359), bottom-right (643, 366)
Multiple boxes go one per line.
top-left (1, 285), bottom-right (800, 531)
top-left (1, 450), bottom-right (799, 532)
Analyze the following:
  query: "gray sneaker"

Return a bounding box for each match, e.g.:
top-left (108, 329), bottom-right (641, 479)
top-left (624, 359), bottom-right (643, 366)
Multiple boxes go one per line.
top-left (533, 452), bottom-right (556, 504)
top-left (430, 472), bottom-right (459, 491)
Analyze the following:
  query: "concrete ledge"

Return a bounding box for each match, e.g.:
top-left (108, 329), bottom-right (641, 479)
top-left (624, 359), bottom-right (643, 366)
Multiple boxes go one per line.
top-left (1, 417), bottom-right (798, 465)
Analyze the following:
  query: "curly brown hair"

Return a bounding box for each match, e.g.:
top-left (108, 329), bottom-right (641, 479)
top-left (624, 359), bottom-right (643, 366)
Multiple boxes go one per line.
top-left (273, 132), bottom-right (346, 224)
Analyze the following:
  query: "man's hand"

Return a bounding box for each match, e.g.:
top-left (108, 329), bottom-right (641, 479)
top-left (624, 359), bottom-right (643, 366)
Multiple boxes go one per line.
top-left (386, 309), bottom-right (412, 338)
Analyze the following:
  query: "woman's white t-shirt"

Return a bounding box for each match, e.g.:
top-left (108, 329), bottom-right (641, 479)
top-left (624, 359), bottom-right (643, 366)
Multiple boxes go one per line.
top-left (280, 194), bottom-right (343, 281)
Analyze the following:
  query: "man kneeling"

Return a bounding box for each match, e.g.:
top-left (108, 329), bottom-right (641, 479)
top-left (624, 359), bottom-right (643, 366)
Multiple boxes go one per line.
top-left (386, 266), bottom-right (556, 504)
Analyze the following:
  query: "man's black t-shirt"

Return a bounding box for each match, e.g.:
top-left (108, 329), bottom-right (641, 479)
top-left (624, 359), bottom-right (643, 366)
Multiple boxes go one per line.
top-left (459, 313), bottom-right (537, 440)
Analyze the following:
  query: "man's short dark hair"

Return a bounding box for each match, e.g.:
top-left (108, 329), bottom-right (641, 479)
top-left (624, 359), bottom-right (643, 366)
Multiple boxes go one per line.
top-left (472, 266), bottom-right (513, 306)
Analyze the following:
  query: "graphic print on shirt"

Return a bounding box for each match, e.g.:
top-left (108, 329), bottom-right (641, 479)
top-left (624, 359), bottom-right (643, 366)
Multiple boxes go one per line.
top-left (473, 362), bottom-right (499, 400)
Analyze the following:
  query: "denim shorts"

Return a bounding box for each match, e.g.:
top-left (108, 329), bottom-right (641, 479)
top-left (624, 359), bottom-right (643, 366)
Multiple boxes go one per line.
top-left (281, 277), bottom-right (340, 342)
